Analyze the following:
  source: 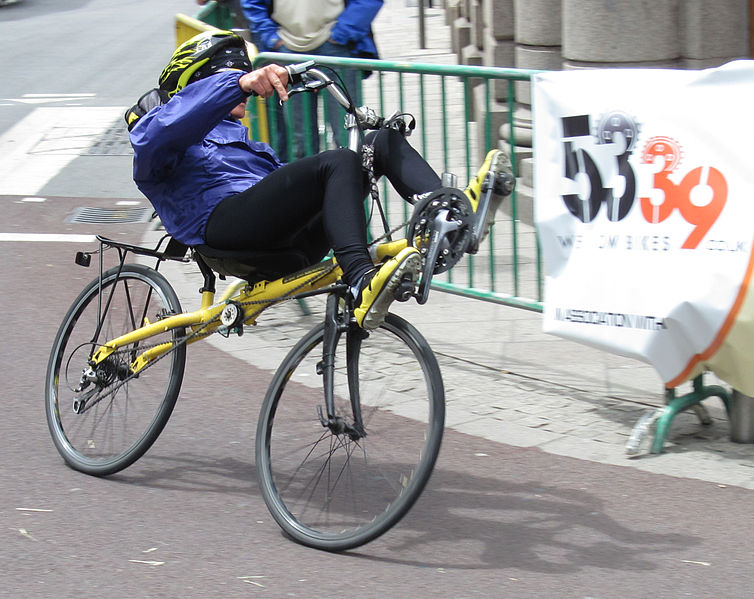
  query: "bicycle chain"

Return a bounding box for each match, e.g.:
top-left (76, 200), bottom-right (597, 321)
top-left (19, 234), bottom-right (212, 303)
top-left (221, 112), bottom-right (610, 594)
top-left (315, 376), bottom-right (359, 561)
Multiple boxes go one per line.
top-left (73, 259), bottom-right (348, 412)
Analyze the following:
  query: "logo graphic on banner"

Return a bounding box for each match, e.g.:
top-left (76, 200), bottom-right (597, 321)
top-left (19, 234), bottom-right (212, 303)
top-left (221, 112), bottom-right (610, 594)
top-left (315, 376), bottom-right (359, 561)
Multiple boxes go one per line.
top-left (556, 111), bottom-right (729, 249)
top-left (533, 63), bottom-right (754, 394)
top-left (639, 136), bottom-right (728, 250)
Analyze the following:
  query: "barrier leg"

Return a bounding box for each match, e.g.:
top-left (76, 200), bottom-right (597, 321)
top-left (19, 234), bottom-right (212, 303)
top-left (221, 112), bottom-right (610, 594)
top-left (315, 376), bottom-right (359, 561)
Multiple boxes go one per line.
top-left (649, 374), bottom-right (731, 454)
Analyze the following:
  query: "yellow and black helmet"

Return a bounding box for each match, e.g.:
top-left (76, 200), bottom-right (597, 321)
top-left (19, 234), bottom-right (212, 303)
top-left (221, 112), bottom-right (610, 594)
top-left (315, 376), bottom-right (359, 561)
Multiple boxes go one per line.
top-left (158, 30), bottom-right (253, 97)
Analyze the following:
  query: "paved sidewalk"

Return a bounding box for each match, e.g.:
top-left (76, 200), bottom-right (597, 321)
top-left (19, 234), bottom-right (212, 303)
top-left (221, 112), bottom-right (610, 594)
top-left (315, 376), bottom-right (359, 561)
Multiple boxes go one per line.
top-left (158, 0), bottom-right (754, 491)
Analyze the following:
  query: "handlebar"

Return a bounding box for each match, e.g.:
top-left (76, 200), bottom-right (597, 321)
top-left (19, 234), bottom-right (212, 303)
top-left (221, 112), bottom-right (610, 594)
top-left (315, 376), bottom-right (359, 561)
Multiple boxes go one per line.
top-left (284, 61), bottom-right (351, 110)
top-left (281, 60), bottom-right (414, 135)
top-left (278, 60), bottom-right (414, 154)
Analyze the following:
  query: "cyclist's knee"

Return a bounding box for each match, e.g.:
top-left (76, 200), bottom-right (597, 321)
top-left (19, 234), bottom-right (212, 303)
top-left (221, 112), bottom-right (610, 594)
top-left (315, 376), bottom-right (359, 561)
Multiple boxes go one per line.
top-left (370, 127), bottom-right (405, 158)
top-left (318, 147), bottom-right (361, 175)
top-left (322, 147), bottom-right (359, 163)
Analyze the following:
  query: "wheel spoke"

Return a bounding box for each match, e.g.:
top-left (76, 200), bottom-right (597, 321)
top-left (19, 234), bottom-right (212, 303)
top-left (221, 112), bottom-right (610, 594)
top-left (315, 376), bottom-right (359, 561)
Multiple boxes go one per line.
top-left (257, 313), bottom-right (444, 550)
top-left (46, 265), bottom-right (186, 476)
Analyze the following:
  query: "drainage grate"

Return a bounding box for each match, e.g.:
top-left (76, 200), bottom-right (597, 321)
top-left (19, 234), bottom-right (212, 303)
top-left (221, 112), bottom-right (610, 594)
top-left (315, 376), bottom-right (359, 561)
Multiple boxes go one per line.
top-left (85, 125), bottom-right (133, 156)
top-left (66, 206), bottom-right (153, 224)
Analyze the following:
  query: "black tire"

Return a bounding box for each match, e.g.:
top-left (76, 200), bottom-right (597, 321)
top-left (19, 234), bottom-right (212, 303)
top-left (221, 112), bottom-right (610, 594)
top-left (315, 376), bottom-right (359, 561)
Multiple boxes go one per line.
top-left (256, 312), bottom-right (445, 551)
top-left (45, 264), bottom-right (186, 476)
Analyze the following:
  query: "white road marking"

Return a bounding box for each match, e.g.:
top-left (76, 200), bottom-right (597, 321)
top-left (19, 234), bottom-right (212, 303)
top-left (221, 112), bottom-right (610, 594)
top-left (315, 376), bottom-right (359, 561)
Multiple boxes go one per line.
top-left (22, 93), bottom-right (96, 98)
top-left (0, 233), bottom-right (97, 243)
top-left (3, 93), bottom-right (97, 105)
top-left (0, 106), bottom-right (124, 195)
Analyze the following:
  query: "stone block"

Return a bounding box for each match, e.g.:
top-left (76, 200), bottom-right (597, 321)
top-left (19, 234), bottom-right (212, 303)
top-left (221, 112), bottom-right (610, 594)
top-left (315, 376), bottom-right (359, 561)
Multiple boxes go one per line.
top-left (518, 156), bottom-right (534, 188)
top-left (461, 44), bottom-right (485, 95)
top-left (460, 0), bottom-right (472, 19)
top-left (682, 57), bottom-right (745, 70)
top-left (452, 16), bottom-right (472, 56)
top-left (562, 58), bottom-right (682, 71)
top-left (462, 43), bottom-right (484, 66)
top-left (503, 139), bottom-right (533, 165)
top-left (472, 84), bottom-right (511, 157)
top-left (514, 44), bottom-right (562, 105)
top-left (484, 32), bottom-right (515, 66)
top-left (680, 0), bottom-right (749, 59)
top-left (483, 0), bottom-right (514, 41)
top-left (502, 180), bottom-right (534, 226)
top-left (514, 0), bottom-right (562, 46)
top-left (471, 0), bottom-right (485, 50)
top-left (483, 35), bottom-right (515, 100)
top-left (499, 105), bottom-right (533, 148)
top-left (562, 0), bottom-right (680, 62)
top-left (445, 0), bottom-right (462, 26)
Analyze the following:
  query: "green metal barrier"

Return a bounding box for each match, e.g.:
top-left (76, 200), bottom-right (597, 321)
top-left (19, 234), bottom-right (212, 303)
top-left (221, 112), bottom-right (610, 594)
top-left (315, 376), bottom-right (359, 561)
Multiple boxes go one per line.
top-left (253, 52), bottom-right (544, 313)
top-left (187, 2), bottom-right (541, 312)
top-left (193, 0), bottom-right (235, 30)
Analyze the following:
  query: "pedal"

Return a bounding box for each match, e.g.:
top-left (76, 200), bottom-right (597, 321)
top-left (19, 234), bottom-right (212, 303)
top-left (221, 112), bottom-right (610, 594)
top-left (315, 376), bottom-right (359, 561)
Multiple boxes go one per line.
top-left (494, 171), bottom-right (516, 196)
top-left (393, 275), bottom-right (415, 302)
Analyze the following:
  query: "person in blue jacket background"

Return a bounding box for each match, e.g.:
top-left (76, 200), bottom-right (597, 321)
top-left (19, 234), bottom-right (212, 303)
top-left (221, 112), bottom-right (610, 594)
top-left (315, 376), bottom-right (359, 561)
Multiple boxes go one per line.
top-left (127, 30), bottom-right (445, 330)
top-left (241, 0), bottom-right (382, 159)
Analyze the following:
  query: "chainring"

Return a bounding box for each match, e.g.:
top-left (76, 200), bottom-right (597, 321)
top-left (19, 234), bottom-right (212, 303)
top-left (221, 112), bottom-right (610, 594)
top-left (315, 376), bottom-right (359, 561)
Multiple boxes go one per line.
top-left (408, 187), bottom-right (473, 274)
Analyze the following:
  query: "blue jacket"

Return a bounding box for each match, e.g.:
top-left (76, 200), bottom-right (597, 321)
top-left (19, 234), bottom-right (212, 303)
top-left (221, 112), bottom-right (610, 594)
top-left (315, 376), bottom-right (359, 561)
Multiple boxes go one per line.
top-left (129, 71), bottom-right (283, 246)
top-left (241, 0), bottom-right (381, 58)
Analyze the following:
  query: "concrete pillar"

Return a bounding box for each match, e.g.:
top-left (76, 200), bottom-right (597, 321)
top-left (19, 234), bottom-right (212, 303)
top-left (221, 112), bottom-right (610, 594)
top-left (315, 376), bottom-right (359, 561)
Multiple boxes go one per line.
top-left (730, 390), bottom-right (754, 443)
top-left (483, 0), bottom-right (514, 42)
top-left (484, 33), bottom-right (515, 101)
top-left (514, 0), bottom-right (561, 46)
top-left (470, 0), bottom-right (485, 50)
top-left (680, 0), bottom-right (749, 68)
top-left (514, 45), bottom-right (562, 105)
top-left (460, 0), bottom-right (472, 19)
top-left (452, 16), bottom-right (472, 58)
top-left (513, 0), bottom-right (562, 104)
top-left (445, 0), bottom-right (462, 26)
top-left (562, 0), bottom-right (680, 64)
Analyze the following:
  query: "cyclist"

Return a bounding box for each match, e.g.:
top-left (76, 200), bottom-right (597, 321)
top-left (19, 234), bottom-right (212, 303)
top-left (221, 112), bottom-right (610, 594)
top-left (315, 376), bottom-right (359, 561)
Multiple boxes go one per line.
top-left (126, 30), bottom-right (509, 329)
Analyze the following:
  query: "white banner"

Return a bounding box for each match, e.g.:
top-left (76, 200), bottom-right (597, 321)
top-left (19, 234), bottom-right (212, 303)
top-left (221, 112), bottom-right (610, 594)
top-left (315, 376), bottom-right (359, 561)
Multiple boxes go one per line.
top-left (532, 61), bottom-right (754, 394)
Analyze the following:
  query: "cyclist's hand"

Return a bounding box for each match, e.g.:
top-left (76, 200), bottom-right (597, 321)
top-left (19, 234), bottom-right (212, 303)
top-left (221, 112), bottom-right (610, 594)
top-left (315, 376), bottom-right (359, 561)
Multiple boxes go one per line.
top-left (239, 64), bottom-right (289, 102)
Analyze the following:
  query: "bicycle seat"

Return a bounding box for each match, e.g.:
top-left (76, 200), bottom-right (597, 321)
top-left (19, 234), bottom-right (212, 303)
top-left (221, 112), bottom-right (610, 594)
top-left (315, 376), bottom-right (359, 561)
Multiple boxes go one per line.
top-left (193, 244), bottom-right (313, 282)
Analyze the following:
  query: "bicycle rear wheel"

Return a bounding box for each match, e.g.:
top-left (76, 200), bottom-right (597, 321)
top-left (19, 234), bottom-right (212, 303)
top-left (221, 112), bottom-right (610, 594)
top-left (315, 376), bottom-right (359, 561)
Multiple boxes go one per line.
top-left (256, 312), bottom-right (445, 551)
top-left (45, 263), bottom-right (186, 476)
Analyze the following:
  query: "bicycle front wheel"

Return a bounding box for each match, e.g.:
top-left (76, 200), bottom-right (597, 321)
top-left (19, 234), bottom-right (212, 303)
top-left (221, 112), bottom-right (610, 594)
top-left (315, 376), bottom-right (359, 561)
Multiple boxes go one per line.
top-left (45, 263), bottom-right (186, 476)
top-left (256, 312), bottom-right (445, 551)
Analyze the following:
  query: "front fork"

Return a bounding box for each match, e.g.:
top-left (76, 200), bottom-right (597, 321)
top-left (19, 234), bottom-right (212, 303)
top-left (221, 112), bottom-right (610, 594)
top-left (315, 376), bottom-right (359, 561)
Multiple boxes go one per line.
top-left (317, 292), bottom-right (367, 440)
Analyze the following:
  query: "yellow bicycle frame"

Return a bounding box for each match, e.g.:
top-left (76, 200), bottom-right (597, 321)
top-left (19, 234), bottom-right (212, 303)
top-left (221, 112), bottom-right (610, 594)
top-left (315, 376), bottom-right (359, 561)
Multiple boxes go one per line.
top-left (91, 257), bottom-right (341, 373)
top-left (89, 237), bottom-right (409, 375)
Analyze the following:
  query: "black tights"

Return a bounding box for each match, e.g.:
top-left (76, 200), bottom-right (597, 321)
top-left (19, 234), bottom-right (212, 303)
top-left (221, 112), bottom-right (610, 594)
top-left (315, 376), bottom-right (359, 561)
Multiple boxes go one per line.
top-left (204, 128), bottom-right (441, 285)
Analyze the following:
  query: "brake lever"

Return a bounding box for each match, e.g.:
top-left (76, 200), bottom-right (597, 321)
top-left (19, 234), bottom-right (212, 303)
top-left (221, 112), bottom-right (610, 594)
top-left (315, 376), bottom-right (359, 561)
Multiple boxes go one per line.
top-left (285, 60), bottom-right (316, 84)
top-left (283, 79), bottom-right (331, 104)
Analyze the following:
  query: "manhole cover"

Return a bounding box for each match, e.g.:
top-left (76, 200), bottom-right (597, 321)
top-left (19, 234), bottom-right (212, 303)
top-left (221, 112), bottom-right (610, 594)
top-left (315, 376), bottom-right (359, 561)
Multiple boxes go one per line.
top-left (66, 207), bottom-right (153, 224)
top-left (85, 125), bottom-right (133, 156)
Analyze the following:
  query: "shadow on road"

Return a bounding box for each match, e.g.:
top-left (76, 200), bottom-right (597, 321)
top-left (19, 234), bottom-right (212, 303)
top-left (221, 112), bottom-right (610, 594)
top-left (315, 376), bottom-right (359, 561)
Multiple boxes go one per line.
top-left (108, 446), bottom-right (699, 574)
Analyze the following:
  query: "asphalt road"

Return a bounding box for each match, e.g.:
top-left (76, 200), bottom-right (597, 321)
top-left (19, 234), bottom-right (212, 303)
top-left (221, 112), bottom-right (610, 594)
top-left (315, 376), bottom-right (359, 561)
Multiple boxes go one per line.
top-left (2, 2), bottom-right (754, 598)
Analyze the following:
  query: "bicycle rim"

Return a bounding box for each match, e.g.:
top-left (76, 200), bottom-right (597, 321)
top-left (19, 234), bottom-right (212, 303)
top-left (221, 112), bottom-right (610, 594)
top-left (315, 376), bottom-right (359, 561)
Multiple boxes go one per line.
top-left (256, 313), bottom-right (445, 551)
top-left (45, 264), bottom-right (186, 476)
